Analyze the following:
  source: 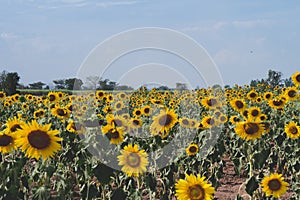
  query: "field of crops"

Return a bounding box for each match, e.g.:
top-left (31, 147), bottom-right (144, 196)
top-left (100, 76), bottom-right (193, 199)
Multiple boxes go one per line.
top-left (0, 72), bottom-right (299, 200)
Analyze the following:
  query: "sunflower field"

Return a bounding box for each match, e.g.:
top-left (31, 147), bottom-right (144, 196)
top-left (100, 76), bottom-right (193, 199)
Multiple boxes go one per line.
top-left (0, 72), bottom-right (300, 200)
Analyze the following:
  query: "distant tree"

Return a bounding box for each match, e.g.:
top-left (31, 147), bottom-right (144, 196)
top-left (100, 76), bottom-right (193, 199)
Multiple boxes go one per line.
top-left (157, 85), bottom-right (169, 90)
top-left (83, 76), bottom-right (99, 89)
top-left (97, 78), bottom-right (117, 90)
top-left (266, 70), bottom-right (283, 88)
top-left (53, 79), bottom-right (66, 89)
top-left (283, 77), bottom-right (293, 87)
top-left (0, 71), bottom-right (20, 95)
top-left (176, 83), bottom-right (187, 90)
top-left (29, 81), bottom-right (46, 89)
top-left (44, 85), bottom-right (50, 90)
top-left (114, 85), bottom-right (134, 90)
top-left (65, 78), bottom-right (83, 90)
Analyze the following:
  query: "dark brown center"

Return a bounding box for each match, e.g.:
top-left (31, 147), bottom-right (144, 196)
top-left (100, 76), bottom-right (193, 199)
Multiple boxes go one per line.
top-left (28, 130), bottom-right (51, 149)
top-left (235, 100), bottom-right (244, 109)
top-left (0, 134), bottom-right (13, 146)
top-left (11, 124), bottom-right (21, 132)
top-left (49, 95), bottom-right (56, 101)
top-left (289, 126), bottom-right (298, 134)
top-left (268, 179), bottom-right (282, 191)
top-left (207, 98), bottom-right (217, 106)
top-left (244, 123), bottom-right (259, 135)
top-left (189, 146), bottom-right (198, 153)
top-left (288, 90), bottom-right (296, 98)
top-left (158, 114), bottom-right (173, 126)
top-left (126, 153), bottom-right (141, 168)
top-left (188, 184), bottom-right (204, 200)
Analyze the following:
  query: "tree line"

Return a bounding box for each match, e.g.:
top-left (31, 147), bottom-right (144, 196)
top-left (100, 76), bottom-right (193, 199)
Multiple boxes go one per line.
top-left (0, 69), bottom-right (294, 96)
top-left (0, 70), bottom-right (134, 95)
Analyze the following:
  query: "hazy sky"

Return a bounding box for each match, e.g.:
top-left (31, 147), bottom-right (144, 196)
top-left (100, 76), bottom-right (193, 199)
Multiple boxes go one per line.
top-left (0, 0), bottom-right (299, 88)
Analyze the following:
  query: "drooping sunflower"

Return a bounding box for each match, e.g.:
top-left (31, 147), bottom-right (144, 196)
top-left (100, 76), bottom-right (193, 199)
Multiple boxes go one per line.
top-left (102, 124), bottom-right (125, 145)
top-left (261, 173), bottom-right (289, 198)
top-left (117, 144), bottom-right (149, 177)
top-left (5, 116), bottom-right (25, 133)
top-left (15, 120), bottom-right (62, 160)
top-left (235, 120), bottom-right (265, 140)
top-left (0, 131), bottom-right (17, 154)
top-left (66, 120), bottom-right (86, 134)
top-left (130, 118), bottom-right (143, 129)
top-left (201, 116), bottom-right (218, 129)
top-left (186, 143), bottom-right (199, 156)
top-left (151, 108), bottom-right (178, 134)
top-left (291, 71), bottom-right (300, 86)
top-left (268, 98), bottom-right (286, 110)
top-left (284, 121), bottom-right (300, 139)
top-left (175, 173), bottom-right (215, 200)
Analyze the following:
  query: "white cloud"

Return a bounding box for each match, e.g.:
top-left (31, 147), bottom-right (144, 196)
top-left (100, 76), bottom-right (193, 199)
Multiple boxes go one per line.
top-left (0, 32), bottom-right (18, 39)
top-left (232, 19), bottom-right (268, 28)
top-left (96, 1), bottom-right (138, 7)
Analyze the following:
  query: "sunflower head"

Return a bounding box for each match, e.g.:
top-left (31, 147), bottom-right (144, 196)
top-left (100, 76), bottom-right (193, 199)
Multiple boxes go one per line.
top-left (186, 143), bottom-right (199, 156)
top-left (15, 120), bottom-right (62, 160)
top-left (0, 131), bottom-right (16, 154)
top-left (117, 144), bottom-right (149, 177)
top-left (291, 71), bottom-right (300, 86)
top-left (175, 173), bottom-right (215, 200)
top-left (261, 173), bottom-right (289, 198)
top-left (235, 120), bottom-right (265, 140)
top-left (285, 121), bottom-right (300, 139)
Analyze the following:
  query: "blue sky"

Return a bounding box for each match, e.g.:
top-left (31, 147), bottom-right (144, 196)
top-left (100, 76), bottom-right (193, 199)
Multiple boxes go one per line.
top-left (0, 0), bottom-right (299, 88)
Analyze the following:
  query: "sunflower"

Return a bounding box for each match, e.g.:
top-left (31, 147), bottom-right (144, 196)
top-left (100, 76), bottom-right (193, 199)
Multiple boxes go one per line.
top-left (247, 90), bottom-right (258, 101)
top-left (263, 92), bottom-right (273, 101)
top-left (151, 108), bottom-right (178, 134)
top-left (268, 98), bottom-right (286, 110)
top-left (133, 108), bottom-right (143, 117)
top-left (66, 120), bottom-right (86, 134)
top-left (114, 101), bottom-right (124, 111)
top-left (201, 96), bottom-right (220, 110)
top-left (106, 114), bottom-right (128, 128)
top-left (261, 173), bottom-right (289, 198)
top-left (284, 87), bottom-right (298, 101)
top-left (102, 125), bottom-right (125, 145)
top-left (291, 71), bottom-right (300, 86)
top-left (175, 173), bottom-right (215, 200)
top-left (51, 106), bottom-right (70, 119)
top-left (5, 116), bottom-right (25, 133)
top-left (0, 91), bottom-right (6, 100)
top-left (15, 120), bottom-right (62, 160)
top-left (179, 117), bottom-right (191, 128)
top-left (0, 131), bottom-right (17, 154)
top-left (33, 109), bottom-right (45, 119)
top-left (96, 90), bottom-right (106, 99)
top-left (142, 105), bottom-right (152, 116)
top-left (229, 115), bottom-right (240, 124)
top-left (235, 120), bottom-right (265, 140)
top-left (130, 118), bottom-right (142, 129)
top-left (248, 107), bottom-right (261, 119)
top-left (284, 121), bottom-right (300, 139)
top-left (117, 144), bottom-right (149, 177)
top-left (48, 92), bottom-right (59, 103)
top-left (201, 116), bottom-right (218, 129)
top-left (230, 99), bottom-right (246, 112)
top-left (186, 143), bottom-right (198, 156)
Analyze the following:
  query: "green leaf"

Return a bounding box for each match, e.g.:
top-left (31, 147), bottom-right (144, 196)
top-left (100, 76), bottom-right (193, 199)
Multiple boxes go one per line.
top-left (145, 173), bottom-right (157, 191)
top-left (111, 188), bottom-right (127, 200)
top-left (245, 176), bottom-right (259, 196)
top-left (253, 149), bottom-right (270, 169)
top-left (93, 163), bottom-right (114, 184)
